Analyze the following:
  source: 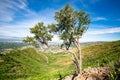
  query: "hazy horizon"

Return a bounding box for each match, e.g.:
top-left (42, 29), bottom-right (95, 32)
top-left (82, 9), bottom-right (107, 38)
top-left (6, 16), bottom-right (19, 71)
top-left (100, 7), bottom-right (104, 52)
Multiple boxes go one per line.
top-left (0, 37), bottom-right (119, 43)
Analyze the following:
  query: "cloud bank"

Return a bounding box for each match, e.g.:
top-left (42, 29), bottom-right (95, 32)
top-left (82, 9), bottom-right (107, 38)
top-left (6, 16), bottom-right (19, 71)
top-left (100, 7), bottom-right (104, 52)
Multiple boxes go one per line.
top-left (87, 27), bottom-right (120, 35)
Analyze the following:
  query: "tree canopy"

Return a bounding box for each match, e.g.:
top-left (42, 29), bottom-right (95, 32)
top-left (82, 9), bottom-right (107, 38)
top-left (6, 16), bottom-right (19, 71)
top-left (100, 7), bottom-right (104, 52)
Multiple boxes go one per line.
top-left (30, 22), bottom-right (53, 47)
top-left (54, 4), bottom-right (90, 50)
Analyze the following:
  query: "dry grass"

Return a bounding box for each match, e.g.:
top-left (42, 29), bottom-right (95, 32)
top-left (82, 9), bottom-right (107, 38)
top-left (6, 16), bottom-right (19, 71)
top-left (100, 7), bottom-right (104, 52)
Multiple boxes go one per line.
top-left (55, 59), bottom-right (73, 66)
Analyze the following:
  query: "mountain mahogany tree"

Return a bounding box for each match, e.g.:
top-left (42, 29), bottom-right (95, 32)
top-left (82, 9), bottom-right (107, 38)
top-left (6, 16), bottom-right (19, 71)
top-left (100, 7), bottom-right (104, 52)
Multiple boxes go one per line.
top-left (30, 22), bottom-right (53, 48)
top-left (54, 4), bottom-right (91, 76)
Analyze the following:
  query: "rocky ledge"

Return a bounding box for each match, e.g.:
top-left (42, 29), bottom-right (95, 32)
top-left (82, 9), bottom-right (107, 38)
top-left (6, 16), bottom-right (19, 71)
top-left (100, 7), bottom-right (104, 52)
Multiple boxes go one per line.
top-left (62, 67), bottom-right (111, 80)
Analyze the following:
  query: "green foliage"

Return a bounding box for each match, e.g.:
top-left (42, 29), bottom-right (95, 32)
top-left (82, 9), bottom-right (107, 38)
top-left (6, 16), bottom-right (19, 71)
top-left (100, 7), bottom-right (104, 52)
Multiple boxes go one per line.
top-left (48, 23), bottom-right (57, 33)
top-left (23, 36), bottom-right (33, 44)
top-left (30, 22), bottom-right (53, 47)
top-left (23, 36), bottom-right (38, 47)
top-left (54, 4), bottom-right (90, 50)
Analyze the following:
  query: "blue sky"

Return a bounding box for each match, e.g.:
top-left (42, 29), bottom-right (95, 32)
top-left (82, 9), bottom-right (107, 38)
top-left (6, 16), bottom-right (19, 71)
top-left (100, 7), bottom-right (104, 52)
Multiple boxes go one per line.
top-left (0, 0), bottom-right (120, 42)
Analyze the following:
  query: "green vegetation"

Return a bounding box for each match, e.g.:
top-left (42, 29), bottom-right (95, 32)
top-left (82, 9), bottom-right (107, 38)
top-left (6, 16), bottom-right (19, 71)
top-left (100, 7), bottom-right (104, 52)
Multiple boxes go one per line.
top-left (0, 40), bottom-right (120, 80)
top-left (107, 60), bottom-right (120, 80)
top-left (0, 48), bottom-right (74, 80)
top-left (23, 22), bottom-right (54, 48)
top-left (82, 40), bottom-right (120, 68)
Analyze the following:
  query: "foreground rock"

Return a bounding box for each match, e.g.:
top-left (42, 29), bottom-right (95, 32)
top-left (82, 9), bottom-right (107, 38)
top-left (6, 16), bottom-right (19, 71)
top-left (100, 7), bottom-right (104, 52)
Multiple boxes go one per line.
top-left (62, 67), bottom-right (111, 80)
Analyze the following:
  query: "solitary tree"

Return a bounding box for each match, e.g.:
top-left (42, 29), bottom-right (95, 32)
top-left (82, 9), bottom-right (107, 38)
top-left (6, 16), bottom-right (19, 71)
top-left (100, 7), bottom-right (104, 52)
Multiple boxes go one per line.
top-left (54, 4), bottom-right (91, 77)
top-left (30, 22), bottom-right (53, 48)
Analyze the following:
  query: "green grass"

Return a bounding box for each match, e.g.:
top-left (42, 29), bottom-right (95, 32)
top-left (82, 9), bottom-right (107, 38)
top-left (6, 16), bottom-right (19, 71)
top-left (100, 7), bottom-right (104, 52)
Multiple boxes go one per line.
top-left (82, 40), bottom-right (120, 68)
top-left (0, 48), bottom-right (74, 80)
top-left (0, 40), bottom-right (120, 80)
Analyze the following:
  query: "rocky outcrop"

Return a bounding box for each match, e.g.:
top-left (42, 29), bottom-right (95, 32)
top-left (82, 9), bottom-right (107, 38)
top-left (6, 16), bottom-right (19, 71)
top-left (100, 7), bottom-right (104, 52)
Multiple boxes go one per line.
top-left (62, 67), bottom-right (111, 80)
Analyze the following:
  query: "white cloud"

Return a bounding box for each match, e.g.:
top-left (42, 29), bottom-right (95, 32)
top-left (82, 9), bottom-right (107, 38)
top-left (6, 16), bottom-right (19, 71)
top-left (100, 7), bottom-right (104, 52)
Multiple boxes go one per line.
top-left (87, 27), bottom-right (120, 35)
top-left (0, 0), bottom-right (56, 38)
top-left (0, 16), bottom-right (55, 37)
top-left (92, 17), bottom-right (107, 21)
top-left (0, 0), bottom-right (27, 22)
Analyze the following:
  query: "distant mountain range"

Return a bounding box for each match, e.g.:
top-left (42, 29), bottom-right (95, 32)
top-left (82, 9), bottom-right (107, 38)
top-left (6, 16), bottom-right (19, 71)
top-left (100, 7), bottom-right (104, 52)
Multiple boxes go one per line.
top-left (80, 41), bottom-right (107, 46)
top-left (0, 37), bottom-right (24, 42)
top-left (0, 37), bottom-right (107, 45)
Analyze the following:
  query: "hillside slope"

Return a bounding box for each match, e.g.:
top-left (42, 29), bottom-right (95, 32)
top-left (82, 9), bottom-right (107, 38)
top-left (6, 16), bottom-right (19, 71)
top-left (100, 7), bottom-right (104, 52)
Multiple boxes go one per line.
top-left (0, 48), bottom-right (74, 80)
top-left (0, 40), bottom-right (120, 80)
top-left (82, 40), bottom-right (120, 68)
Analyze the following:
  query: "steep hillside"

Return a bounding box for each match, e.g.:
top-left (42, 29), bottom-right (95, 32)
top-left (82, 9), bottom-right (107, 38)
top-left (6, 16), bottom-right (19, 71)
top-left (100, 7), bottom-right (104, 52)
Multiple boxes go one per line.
top-left (0, 40), bottom-right (120, 80)
top-left (82, 40), bottom-right (120, 68)
top-left (0, 48), bottom-right (74, 80)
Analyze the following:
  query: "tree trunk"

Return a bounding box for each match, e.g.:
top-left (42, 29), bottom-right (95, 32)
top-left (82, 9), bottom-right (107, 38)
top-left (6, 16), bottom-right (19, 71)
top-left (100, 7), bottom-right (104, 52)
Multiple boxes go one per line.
top-left (73, 39), bottom-right (82, 76)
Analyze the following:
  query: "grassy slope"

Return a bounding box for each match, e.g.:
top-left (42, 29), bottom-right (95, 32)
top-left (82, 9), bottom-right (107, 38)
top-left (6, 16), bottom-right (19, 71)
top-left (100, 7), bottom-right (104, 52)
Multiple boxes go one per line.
top-left (0, 48), bottom-right (74, 80)
top-left (82, 40), bottom-right (120, 68)
top-left (0, 40), bottom-right (120, 80)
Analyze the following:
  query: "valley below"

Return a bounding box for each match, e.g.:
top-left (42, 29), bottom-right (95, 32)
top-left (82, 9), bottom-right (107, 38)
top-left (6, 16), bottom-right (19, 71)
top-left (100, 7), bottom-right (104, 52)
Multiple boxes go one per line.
top-left (0, 40), bottom-right (120, 80)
